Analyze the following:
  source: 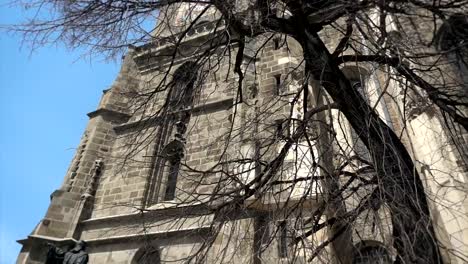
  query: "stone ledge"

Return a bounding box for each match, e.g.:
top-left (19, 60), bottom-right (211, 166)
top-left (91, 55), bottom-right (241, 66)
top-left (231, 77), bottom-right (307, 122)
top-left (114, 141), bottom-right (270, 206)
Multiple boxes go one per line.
top-left (83, 226), bottom-right (212, 246)
top-left (87, 108), bottom-right (131, 123)
top-left (80, 194), bottom-right (323, 228)
top-left (114, 97), bottom-right (234, 133)
top-left (132, 21), bottom-right (228, 72)
top-left (17, 228), bottom-right (211, 247)
top-left (80, 202), bottom-right (212, 226)
top-left (17, 234), bottom-right (77, 247)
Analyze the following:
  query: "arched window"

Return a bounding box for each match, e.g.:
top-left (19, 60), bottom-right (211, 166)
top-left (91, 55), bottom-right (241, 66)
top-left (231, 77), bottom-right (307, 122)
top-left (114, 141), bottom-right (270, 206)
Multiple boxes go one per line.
top-left (133, 246), bottom-right (161, 264)
top-left (160, 140), bottom-right (184, 201)
top-left (168, 61), bottom-right (198, 110)
top-left (162, 158), bottom-right (181, 201)
top-left (144, 61), bottom-right (198, 206)
top-left (353, 242), bottom-right (392, 264)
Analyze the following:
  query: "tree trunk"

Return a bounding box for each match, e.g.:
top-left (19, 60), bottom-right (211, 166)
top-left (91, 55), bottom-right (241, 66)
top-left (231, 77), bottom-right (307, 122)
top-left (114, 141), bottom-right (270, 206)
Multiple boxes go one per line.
top-left (310, 82), bottom-right (353, 264)
top-left (299, 29), bottom-right (443, 264)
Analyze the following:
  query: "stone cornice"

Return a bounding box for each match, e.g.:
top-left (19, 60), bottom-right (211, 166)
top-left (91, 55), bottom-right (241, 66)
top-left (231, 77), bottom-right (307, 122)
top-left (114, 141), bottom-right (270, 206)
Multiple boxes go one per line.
top-left (83, 227), bottom-right (212, 246)
top-left (80, 202), bottom-right (212, 226)
top-left (17, 235), bottom-right (77, 246)
top-left (113, 97), bottom-right (234, 133)
top-left (87, 108), bottom-right (132, 123)
top-left (132, 21), bottom-right (229, 73)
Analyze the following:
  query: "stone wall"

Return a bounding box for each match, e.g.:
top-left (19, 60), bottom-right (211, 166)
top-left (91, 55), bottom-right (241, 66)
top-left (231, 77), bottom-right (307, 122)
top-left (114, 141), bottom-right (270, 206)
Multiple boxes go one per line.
top-left (17, 10), bottom-right (468, 264)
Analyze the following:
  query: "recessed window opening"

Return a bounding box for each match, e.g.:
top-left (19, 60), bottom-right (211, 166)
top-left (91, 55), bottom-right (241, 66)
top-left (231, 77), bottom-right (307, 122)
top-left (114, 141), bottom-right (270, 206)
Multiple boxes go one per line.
top-left (163, 159), bottom-right (181, 201)
top-left (169, 61), bottom-right (198, 110)
top-left (278, 221), bottom-right (289, 258)
top-left (275, 120), bottom-right (285, 139)
top-left (273, 38), bottom-right (281, 50)
top-left (274, 74), bottom-right (282, 95)
top-left (144, 61), bottom-right (198, 207)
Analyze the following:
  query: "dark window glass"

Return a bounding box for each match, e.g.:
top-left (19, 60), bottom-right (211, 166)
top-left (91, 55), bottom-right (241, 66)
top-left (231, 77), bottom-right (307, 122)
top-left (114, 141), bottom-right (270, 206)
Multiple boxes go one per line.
top-left (278, 221), bottom-right (288, 258)
top-left (163, 159), bottom-right (181, 201)
top-left (273, 38), bottom-right (280, 50)
top-left (169, 61), bottom-right (198, 110)
top-left (274, 74), bottom-right (282, 95)
top-left (254, 215), bottom-right (270, 264)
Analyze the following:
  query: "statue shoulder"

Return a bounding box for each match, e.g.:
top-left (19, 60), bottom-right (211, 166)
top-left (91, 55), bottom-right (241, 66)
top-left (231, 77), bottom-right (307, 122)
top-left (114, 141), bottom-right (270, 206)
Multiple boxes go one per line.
top-left (77, 251), bottom-right (89, 264)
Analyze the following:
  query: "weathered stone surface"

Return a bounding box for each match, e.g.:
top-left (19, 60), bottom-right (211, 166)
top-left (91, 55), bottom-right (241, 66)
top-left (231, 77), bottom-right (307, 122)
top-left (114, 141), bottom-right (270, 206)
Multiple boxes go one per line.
top-left (17, 5), bottom-right (468, 264)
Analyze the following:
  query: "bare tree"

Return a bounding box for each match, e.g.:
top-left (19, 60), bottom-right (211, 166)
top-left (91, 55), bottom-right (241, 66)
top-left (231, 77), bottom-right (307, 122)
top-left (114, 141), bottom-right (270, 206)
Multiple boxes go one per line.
top-left (10, 1), bottom-right (468, 264)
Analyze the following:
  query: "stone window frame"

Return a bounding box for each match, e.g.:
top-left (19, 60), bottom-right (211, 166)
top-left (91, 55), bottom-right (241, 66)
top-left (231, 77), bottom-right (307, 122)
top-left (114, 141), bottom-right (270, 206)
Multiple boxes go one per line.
top-left (274, 74), bottom-right (283, 96)
top-left (168, 61), bottom-right (199, 111)
top-left (144, 61), bottom-right (198, 207)
top-left (161, 151), bottom-right (182, 201)
top-left (273, 37), bottom-right (281, 50)
top-left (159, 140), bottom-right (185, 202)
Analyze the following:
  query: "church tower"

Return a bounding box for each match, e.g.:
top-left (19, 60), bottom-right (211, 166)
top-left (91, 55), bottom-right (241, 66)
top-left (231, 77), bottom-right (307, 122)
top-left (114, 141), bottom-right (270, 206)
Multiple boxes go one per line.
top-left (17, 3), bottom-right (468, 264)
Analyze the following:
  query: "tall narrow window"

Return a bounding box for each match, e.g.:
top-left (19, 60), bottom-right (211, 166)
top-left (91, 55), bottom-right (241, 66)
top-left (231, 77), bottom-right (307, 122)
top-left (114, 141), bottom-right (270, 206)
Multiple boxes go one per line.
top-left (145, 61), bottom-right (198, 206)
top-left (274, 74), bottom-right (282, 95)
top-left (254, 215), bottom-right (270, 264)
top-left (160, 140), bottom-right (184, 202)
top-left (278, 221), bottom-right (289, 258)
top-left (168, 61), bottom-right (198, 111)
top-left (275, 119), bottom-right (289, 139)
top-left (273, 37), bottom-right (281, 50)
top-left (163, 159), bottom-right (181, 201)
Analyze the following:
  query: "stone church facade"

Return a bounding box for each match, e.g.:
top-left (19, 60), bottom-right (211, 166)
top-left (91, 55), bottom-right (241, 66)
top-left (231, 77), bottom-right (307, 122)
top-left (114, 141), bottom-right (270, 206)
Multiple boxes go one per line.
top-left (17, 3), bottom-right (468, 264)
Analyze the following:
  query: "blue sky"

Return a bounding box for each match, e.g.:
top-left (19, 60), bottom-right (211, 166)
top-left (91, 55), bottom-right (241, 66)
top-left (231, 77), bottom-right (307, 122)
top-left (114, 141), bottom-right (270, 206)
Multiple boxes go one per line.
top-left (0, 2), bottom-right (120, 263)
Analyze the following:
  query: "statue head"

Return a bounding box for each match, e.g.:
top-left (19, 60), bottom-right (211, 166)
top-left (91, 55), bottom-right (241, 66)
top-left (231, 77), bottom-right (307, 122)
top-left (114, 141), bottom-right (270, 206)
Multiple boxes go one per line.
top-left (72, 240), bottom-right (87, 252)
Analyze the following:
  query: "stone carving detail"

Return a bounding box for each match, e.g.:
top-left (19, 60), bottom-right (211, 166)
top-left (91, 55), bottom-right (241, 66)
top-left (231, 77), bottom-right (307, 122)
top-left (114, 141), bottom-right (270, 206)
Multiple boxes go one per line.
top-left (405, 93), bottom-right (432, 121)
top-left (46, 240), bottom-right (89, 264)
top-left (399, 82), bottom-right (433, 121)
top-left (82, 159), bottom-right (103, 199)
top-left (174, 112), bottom-right (190, 143)
top-left (247, 84), bottom-right (259, 99)
top-left (63, 132), bottom-right (89, 192)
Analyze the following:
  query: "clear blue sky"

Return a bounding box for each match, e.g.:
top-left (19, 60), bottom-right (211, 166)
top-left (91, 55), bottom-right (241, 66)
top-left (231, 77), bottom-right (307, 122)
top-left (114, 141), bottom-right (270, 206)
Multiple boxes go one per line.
top-left (0, 2), bottom-right (120, 263)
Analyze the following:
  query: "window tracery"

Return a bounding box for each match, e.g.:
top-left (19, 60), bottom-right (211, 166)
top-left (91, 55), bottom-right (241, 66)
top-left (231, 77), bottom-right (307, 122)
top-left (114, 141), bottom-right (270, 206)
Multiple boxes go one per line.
top-left (144, 61), bottom-right (198, 206)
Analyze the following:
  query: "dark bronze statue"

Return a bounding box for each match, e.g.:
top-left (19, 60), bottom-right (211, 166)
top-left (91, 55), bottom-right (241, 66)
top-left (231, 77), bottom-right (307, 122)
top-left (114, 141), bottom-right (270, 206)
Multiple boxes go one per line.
top-left (46, 240), bottom-right (89, 264)
top-left (46, 244), bottom-right (64, 264)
